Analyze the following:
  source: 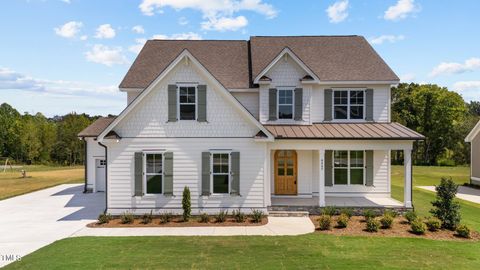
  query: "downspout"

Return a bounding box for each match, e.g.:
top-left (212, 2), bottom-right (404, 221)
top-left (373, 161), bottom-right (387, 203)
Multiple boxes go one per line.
top-left (82, 137), bottom-right (88, 193)
top-left (98, 141), bottom-right (108, 214)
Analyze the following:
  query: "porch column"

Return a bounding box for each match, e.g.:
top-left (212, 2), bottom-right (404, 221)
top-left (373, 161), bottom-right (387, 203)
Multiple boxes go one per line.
top-left (404, 148), bottom-right (413, 208)
top-left (319, 149), bottom-right (326, 207)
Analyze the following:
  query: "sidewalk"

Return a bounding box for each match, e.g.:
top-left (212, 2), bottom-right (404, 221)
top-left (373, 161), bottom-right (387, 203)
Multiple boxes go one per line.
top-left (417, 185), bottom-right (480, 204)
top-left (71, 217), bottom-right (315, 237)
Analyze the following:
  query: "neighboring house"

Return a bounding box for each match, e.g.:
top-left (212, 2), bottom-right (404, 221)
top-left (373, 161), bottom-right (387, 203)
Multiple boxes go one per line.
top-left (78, 36), bottom-right (424, 215)
top-left (465, 120), bottom-right (480, 185)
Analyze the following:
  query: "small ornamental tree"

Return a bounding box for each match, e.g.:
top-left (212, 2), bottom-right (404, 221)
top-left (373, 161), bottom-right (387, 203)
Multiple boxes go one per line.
top-left (182, 186), bottom-right (191, 222)
top-left (430, 177), bottom-right (461, 230)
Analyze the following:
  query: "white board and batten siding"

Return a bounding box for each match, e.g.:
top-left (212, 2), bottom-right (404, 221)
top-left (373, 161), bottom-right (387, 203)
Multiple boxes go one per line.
top-left (105, 60), bottom-right (267, 214)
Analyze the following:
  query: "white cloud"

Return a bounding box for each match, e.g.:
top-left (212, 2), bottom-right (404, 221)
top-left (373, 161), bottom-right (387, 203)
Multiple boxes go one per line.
top-left (201, 16), bottom-right (247, 31)
top-left (369, 35), bottom-right (405, 45)
top-left (384, 0), bottom-right (420, 21)
top-left (80, 35), bottom-right (88, 41)
top-left (453, 81), bottom-right (480, 101)
top-left (132, 25), bottom-right (145, 34)
top-left (61, 0), bottom-right (71, 4)
top-left (54, 21), bottom-right (83, 39)
top-left (326, 0), bottom-right (349, 23)
top-left (429, 57), bottom-right (480, 77)
top-left (129, 38), bottom-right (147, 54)
top-left (400, 73), bottom-right (416, 82)
top-left (178, 16), bottom-right (189, 25)
top-left (85, 44), bottom-right (129, 66)
top-left (94, 24), bottom-right (116, 39)
top-left (151, 32), bottom-right (202, 40)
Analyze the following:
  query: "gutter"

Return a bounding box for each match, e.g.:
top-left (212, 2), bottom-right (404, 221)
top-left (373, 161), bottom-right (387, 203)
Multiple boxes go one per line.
top-left (98, 141), bottom-right (108, 214)
top-left (82, 137), bottom-right (88, 193)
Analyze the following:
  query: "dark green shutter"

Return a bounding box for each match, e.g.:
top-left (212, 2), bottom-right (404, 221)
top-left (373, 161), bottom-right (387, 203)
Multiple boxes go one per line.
top-left (294, 88), bottom-right (303, 121)
top-left (201, 152), bottom-right (211, 196)
top-left (324, 89), bottom-right (332, 121)
top-left (365, 150), bottom-right (374, 186)
top-left (325, 150), bottom-right (333, 186)
top-left (365, 89), bottom-right (374, 121)
top-left (197, 85), bottom-right (207, 122)
top-left (134, 152), bottom-right (143, 196)
top-left (163, 152), bottom-right (174, 195)
top-left (230, 152), bottom-right (240, 195)
top-left (168, 84), bottom-right (177, 122)
top-left (268, 88), bottom-right (277, 121)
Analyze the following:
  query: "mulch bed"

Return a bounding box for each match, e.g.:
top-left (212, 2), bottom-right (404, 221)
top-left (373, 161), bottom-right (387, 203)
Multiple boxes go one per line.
top-left (310, 215), bottom-right (480, 241)
top-left (88, 216), bottom-right (268, 228)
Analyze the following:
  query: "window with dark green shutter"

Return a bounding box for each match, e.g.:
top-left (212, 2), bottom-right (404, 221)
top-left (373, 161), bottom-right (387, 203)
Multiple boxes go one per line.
top-left (332, 150), bottom-right (365, 185)
top-left (268, 88), bottom-right (277, 121)
top-left (134, 152), bottom-right (143, 196)
top-left (144, 153), bottom-right (163, 194)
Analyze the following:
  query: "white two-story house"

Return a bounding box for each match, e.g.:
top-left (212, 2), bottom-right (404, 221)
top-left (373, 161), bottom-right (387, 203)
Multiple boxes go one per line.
top-left (78, 36), bottom-right (424, 215)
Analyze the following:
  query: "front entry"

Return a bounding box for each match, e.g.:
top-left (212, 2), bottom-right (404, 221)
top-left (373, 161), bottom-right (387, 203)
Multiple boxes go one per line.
top-left (274, 150), bottom-right (297, 195)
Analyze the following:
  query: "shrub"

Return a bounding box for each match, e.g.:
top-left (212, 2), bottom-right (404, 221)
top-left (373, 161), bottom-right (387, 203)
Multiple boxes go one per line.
top-left (233, 209), bottom-right (246, 223)
top-left (380, 214), bottom-right (394, 229)
top-left (336, 213), bottom-right (349, 228)
top-left (120, 212), bottom-right (134, 224)
top-left (251, 210), bottom-right (264, 223)
top-left (430, 177), bottom-right (461, 230)
top-left (363, 209), bottom-right (376, 221)
top-left (340, 208), bottom-right (353, 219)
top-left (383, 209), bottom-right (398, 218)
top-left (455, 224), bottom-right (471, 238)
top-left (322, 206), bottom-right (336, 216)
top-left (159, 212), bottom-right (173, 224)
top-left (182, 186), bottom-right (191, 222)
top-left (318, 215), bottom-right (332, 230)
top-left (215, 210), bottom-right (228, 223)
top-left (97, 213), bottom-right (112, 224)
top-left (425, 217), bottom-right (441, 232)
top-left (140, 211), bottom-right (153, 224)
top-left (199, 213), bottom-right (210, 223)
top-left (365, 218), bottom-right (380, 232)
top-left (410, 219), bottom-right (427, 235)
top-left (404, 210), bottom-right (417, 224)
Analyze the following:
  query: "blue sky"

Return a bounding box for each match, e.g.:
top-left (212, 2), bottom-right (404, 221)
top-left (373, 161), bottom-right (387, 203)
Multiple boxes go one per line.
top-left (1, 0), bottom-right (479, 117)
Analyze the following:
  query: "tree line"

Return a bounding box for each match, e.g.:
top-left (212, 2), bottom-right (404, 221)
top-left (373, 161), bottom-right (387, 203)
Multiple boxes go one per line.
top-left (0, 83), bottom-right (479, 166)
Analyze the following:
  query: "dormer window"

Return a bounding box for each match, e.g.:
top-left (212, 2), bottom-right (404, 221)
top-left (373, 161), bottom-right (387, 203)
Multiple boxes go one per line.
top-left (278, 89), bottom-right (294, 119)
top-left (333, 90), bottom-right (364, 120)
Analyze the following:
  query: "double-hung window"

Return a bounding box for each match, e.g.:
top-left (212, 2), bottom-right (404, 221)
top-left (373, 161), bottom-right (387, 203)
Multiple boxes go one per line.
top-left (144, 153), bottom-right (163, 194)
top-left (178, 85), bottom-right (196, 120)
top-left (212, 153), bottom-right (230, 194)
top-left (333, 90), bottom-right (364, 120)
top-left (278, 89), bottom-right (294, 119)
top-left (333, 150), bottom-right (365, 185)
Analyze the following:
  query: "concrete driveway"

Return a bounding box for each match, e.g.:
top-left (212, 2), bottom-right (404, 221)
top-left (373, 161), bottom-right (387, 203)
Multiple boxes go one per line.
top-left (0, 184), bottom-right (104, 267)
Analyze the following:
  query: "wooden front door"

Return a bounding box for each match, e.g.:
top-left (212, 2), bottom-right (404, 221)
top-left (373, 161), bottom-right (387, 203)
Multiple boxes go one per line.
top-left (274, 150), bottom-right (297, 195)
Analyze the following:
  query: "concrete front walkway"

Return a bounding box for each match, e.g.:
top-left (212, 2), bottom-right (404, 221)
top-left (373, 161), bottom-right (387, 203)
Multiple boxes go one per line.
top-left (418, 185), bottom-right (480, 204)
top-left (0, 184), bottom-right (104, 267)
top-left (72, 217), bottom-right (315, 237)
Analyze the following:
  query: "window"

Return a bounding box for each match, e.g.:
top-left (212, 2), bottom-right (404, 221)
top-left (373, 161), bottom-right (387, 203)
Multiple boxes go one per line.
top-left (99, 160), bottom-right (106, 166)
top-left (333, 150), bottom-right (364, 185)
top-left (212, 153), bottom-right (230, 194)
top-left (333, 90), bottom-right (364, 120)
top-left (178, 86), bottom-right (196, 120)
top-left (144, 153), bottom-right (163, 194)
top-left (278, 89), bottom-right (294, 119)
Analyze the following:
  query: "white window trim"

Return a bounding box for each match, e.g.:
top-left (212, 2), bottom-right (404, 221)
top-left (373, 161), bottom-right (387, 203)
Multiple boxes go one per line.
top-left (277, 88), bottom-right (295, 120)
top-left (210, 151), bottom-right (232, 195)
top-left (177, 84), bottom-right (198, 121)
top-left (332, 150), bottom-right (366, 186)
top-left (142, 151), bottom-right (165, 195)
top-left (332, 89), bottom-right (366, 121)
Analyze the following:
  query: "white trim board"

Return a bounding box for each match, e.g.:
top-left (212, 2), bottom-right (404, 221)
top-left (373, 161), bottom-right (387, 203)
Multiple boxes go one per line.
top-left (465, 120), bottom-right (480, 142)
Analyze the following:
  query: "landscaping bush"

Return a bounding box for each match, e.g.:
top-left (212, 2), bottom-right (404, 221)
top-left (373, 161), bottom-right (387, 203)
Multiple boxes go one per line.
top-left (140, 211), bottom-right (153, 224)
top-left (182, 186), bottom-right (191, 222)
top-left (363, 209), bottom-right (376, 221)
top-left (365, 218), bottom-right (380, 232)
top-left (455, 224), bottom-right (471, 238)
top-left (97, 213), bottom-right (112, 224)
top-left (340, 208), bottom-right (353, 218)
top-left (410, 219), bottom-right (427, 235)
top-left (430, 177), bottom-right (461, 230)
top-left (199, 213), bottom-right (210, 223)
top-left (425, 217), bottom-right (441, 232)
top-left (159, 212), bottom-right (173, 224)
top-left (120, 212), bottom-right (134, 224)
top-left (380, 214), bottom-right (394, 229)
top-left (404, 210), bottom-right (417, 224)
top-left (233, 209), bottom-right (246, 223)
top-left (336, 213), bottom-right (349, 228)
top-left (215, 210), bottom-right (228, 223)
top-left (318, 215), bottom-right (332, 230)
top-left (251, 210), bottom-right (264, 223)
top-left (383, 209), bottom-right (398, 218)
top-left (322, 206), bottom-right (336, 216)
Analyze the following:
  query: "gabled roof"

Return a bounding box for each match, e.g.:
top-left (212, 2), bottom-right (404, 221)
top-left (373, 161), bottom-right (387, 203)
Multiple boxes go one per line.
top-left (465, 120), bottom-right (480, 142)
top-left (78, 117), bottom-right (116, 137)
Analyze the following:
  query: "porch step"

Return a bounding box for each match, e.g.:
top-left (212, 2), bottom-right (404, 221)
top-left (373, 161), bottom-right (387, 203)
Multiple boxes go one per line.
top-left (268, 211), bottom-right (309, 217)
